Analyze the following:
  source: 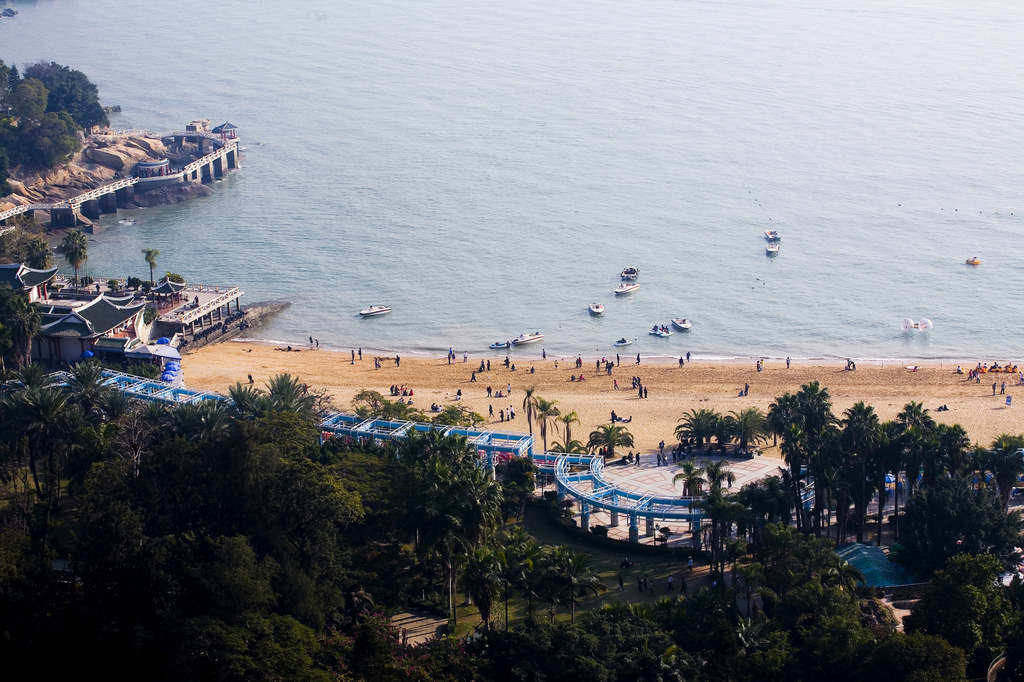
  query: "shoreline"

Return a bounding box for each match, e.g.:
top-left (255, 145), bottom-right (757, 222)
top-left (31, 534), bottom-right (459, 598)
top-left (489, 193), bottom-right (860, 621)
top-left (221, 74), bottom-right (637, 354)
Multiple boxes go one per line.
top-left (182, 341), bottom-right (1022, 452)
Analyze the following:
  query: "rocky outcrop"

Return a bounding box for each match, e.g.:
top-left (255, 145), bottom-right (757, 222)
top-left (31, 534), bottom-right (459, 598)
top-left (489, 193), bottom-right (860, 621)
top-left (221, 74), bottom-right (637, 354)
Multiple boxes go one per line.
top-left (132, 182), bottom-right (214, 208)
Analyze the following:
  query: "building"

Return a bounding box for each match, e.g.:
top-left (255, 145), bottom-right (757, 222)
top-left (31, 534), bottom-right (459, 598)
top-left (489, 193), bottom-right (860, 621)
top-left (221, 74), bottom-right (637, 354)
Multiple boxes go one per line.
top-left (0, 263), bottom-right (58, 302)
top-left (34, 294), bottom-right (147, 363)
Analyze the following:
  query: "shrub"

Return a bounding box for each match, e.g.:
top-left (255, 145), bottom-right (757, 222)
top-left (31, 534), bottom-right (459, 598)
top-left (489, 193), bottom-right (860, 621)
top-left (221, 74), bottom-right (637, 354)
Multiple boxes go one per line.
top-left (107, 279), bottom-right (119, 292)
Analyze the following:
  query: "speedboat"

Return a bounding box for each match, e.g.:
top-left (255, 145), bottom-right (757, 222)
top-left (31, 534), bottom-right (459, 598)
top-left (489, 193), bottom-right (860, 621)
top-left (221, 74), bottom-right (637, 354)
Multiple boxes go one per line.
top-left (649, 325), bottom-right (673, 337)
top-left (765, 229), bottom-right (780, 241)
top-left (359, 305), bottom-right (392, 317)
top-left (620, 267), bottom-right (639, 280)
top-left (589, 303), bottom-right (605, 315)
top-left (615, 282), bottom-right (640, 295)
top-left (966, 257), bottom-right (980, 265)
top-left (613, 338), bottom-right (633, 346)
top-left (510, 332), bottom-right (544, 346)
top-left (671, 318), bottom-right (692, 330)
top-left (766, 243), bottom-right (779, 254)
top-left (489, 341), bottom-right (510, 349)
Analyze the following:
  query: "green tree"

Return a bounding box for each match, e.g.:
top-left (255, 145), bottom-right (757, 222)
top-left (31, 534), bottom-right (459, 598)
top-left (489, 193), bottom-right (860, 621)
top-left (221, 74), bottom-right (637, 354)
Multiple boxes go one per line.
top-left (24, 238), bottom-right (52, 270)
top-left (143, 247), bottom-right (160, 285)
top-left (61, 229), bottom-right (88, 287)
top-left (676, 407), bottom-right (720, 449)
top-left (0, 285), bottom-right (41, 368)
top-left (548, 545), bottom-right (605, 623)
top-left (586, 423), bottom-right (633, 459)
top-left (904, 553), bottom-right (1010, 665)
top-left (533, 397), bottom-right (560, 453)
top-left (855, 632), bottom-right (967, 682)
top-left (463, 547), bottom-right (500, 629)
top-left (730, 407), bottom-right (769, 451)
top-left (842, 401), bottom-right (880, 541)
top-left (557, 410), bottom-right (580, 444)
top-left (984, 434), bottom-right (1024, 512)
top-left (673, 457), bottom-right (706, 497)
top-left (24, 61), bottom-right (108, 129)
top-left (10, 78), bottom-right (48, 122)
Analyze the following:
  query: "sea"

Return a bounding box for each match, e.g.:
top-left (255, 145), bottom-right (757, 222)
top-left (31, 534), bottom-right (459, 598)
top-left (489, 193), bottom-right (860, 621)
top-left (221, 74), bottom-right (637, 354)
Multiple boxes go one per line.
top-left (3, 0), bottom-right (1022, 362)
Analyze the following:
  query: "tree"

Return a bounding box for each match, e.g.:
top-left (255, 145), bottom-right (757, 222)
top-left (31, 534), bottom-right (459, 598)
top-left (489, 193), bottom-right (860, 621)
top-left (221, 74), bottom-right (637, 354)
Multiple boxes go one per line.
top-left (10, 78), bottom-right (48, 123)
top-left (533, 397), bottom-right (560, 453)
top-left (984, 434), bottom-right (1024, 512)
top-left (24, 61), bottom-right (108, 129)
top-left (842, 402), bottom-right (880, 541)
top-left (855, 632), bottom-right (967, 682)
top-left (143, 247), bottom-right (160, 285)
top-left (549, 438), bottom-right (588, 454)
top-left (676, 408), bottom-right (720, 449)
top-left (548, 545), bottom-right (605, 623)
top-left (586, 424), bottom-right (633, 459)
top-left (62, 229), bottom-right (88, 287)
top-left (904, 553), bottom-right (1010, 665)
top-left (0, 286), bottom-right (41, 369)
top-left (557, 410), bottom-right (580, 445)
top-left (897, 476), bottom-right (1023, 578)
top-left (24, 238), bottom-right (52, 270)
top-left (673, 457), bottom-right (705, 497)
top-left (730, 407), bottom-right (769, 451)
top-left (521, 386), bottom-right (537, 435)
top-left (463, 547), bottom-right (500, 629)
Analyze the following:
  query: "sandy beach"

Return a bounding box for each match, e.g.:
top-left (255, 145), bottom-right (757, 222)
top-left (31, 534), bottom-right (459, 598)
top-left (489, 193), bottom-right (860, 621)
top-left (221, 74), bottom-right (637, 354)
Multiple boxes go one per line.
top-left (182, 342), bottom-right (1022, 454)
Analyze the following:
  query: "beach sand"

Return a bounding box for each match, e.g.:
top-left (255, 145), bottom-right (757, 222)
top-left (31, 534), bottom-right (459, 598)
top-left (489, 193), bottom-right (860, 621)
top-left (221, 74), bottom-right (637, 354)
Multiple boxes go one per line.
top-left (183, 343), bottom-right (1022, 453)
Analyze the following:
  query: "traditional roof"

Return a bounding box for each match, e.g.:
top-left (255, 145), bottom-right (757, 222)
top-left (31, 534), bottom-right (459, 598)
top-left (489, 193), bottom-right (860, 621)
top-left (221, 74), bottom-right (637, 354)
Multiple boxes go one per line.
top-left (39, 294), bottom-right (146, 339)
top-left (93, 336), bottom-right (132, 351)
top-left (0, 263), bottom-right (58, 290)
top-left (211, 122), bottom-right (237, 133)
top-left (151, 279), bottom-right (187, 295)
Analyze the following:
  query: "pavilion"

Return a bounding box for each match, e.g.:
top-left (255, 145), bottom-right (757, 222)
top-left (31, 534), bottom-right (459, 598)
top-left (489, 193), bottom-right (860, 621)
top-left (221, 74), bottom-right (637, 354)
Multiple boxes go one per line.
top-left (33, 294), bottom-right (147, 363)
top-left (211, 122), bottom-right (238, 140)
top-left (0, 263), bottom-right (58, 302)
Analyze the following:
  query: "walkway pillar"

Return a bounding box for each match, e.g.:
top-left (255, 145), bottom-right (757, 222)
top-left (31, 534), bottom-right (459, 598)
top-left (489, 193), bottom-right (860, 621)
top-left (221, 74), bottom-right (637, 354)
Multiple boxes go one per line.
top-left (213, 156), bottom-right (224, 178)
top-left (628, 513), bottom-right (639, 543)
top-left (580, 503), bottom-right (590, 532)
top-left (691, 516), bottom-right (702, 550)
top-left (485, 451), bottom-right (495, 480)
top-left (226, 149), bottom-right (236, 169)
top-left (115, 185), bottom-right (134, 208)
top-left (81, 199), bottom-right (100, 220)
top-left (201, 162), bottom-right (214, 183)
top-left (645, 517), bottom-right (655, 537)
top-left (99, 192), bottom-right (117, 214)
top-left (609, 509), bottom-right (619, 527)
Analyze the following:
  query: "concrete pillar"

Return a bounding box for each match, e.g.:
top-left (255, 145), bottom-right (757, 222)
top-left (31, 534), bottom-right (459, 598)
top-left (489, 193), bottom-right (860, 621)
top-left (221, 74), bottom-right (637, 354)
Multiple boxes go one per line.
top-left (213, 156), bottom-right (224, 177)
top-left (226, 149), bottom-right (236, 169)
top-left (196, 137), bottom-right (205, 154)
top-left (628, 513), bottom-right (639, 543)
top-left (580, 503), bottom-right (590, 532)
top-left (692, 517), bottom-right (702, 550)
top-left (645, 517), bottom-right (655, 537)
top-left (99, 192), bottom-right (117, 214)
top-left (81, 199), bottom-right (100, 220)
top-left (609, 509), bottom-right (619, 527)
top-left (201, 162), bottom-right (214, 183)
top-left (115, 186), bottom-right (134, 208)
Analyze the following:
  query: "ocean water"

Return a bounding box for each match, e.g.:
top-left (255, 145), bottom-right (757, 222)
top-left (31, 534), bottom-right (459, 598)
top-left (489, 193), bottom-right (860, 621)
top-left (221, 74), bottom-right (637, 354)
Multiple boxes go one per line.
top-left (4, 0), bottom-right (1022, 361)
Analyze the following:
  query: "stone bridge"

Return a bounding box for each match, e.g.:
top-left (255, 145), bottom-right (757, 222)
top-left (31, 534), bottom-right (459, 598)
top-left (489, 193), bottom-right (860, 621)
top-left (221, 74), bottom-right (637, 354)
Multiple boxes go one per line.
top-left (0, 134), bottom-right (239, 233)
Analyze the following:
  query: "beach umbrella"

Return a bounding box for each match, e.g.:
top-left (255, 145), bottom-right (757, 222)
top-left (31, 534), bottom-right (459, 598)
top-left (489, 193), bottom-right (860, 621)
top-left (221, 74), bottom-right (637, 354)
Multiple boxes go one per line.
top-left (80, 350), bottom-right (95, 358)
top-left (885, 474), bottom-right (895, 483)
top-left (152, 346), bottom-right (181, 360)
top-left (156, 337), bottom-right (172, 345)
top-left (161, 373), bottom-right (175, 382)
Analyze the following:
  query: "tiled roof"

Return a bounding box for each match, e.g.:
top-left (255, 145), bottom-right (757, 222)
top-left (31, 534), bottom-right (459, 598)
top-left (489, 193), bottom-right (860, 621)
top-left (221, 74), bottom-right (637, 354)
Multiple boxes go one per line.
top-left (38, 294), bottom-right (146, 339)
top-left (0, 263), bottom-right (58, 290)
top-left (151, 280), bottom-right (186, 295)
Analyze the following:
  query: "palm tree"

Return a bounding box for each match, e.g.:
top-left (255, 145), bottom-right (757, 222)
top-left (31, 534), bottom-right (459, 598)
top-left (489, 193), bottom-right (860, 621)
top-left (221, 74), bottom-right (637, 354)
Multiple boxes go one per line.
top-left (550, 438), bottom-right (588, 454)
top-left (463, 547), bottom-right (500, 629)
top-left (68, 360), bottom-right (111, 417)
top-left (25, 237), bottom-right (52, 269)
top-left (730, 407), bottom-right (769, 451)
top-left (675, 408), bottom-right (720, 450)
top-left (842, 402), bottom-right (880, 541)
top-left (587, 423), bottom-right (634, 459)
top-left (533, 397), bottom-right (561, 452)
top-left (937, 423), bottom-right (971, 476)
top-left (557, 410), bottom-right (580, 444)
top-left (986, 434), bottom-right (1024, 512)
top-left (264, 373), bottom-right (317, 418)
top-left (522, 386), bottom-right (537, 434)
top-left (703, 459), bottom-right (736, 492)
top-left (673, 457), bottom-right (706, 497)
top-left (549, 545), bottom-right (605, 623)
top-left (142, 247), bottom-right (160, 285)
top-left (2, 292), bottom-right (41, 368)
top-left (767, 391), bottom-right (801, 447)
top-left (61, 229), bottom-right (88, 287)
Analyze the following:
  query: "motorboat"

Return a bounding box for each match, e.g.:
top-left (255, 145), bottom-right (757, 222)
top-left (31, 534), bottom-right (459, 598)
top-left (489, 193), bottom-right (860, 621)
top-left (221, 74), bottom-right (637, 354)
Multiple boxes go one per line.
top-left (620, 267), bottom-right (639, 280)
top-left (613, 338), bottom-right (633, 346)
top-left (966, 257), bottom-right (980, 265)
top-left (489, 341), bottom-right (510, 349)
top-left (359, 305), bottom-right (392, 317)
top-left (589, 303), bottom-right (605, 315)
top-left (615, 282), bottom-right (640, 295)
top-left (765, 243), bottom-right (779, 254)
top-left (671, 318), bottom-right (692, 330)
top-left (765, 229), bottom-right (781, 241)
top-left (510, 332), bottom-right (544, 346)
top-left (649, 325), bottom-right (673, 337)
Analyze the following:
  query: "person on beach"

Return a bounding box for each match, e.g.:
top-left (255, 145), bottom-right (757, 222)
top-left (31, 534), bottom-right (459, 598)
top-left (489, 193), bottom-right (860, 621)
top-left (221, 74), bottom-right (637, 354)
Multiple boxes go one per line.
top-left (351, 350), bottom-right (355, 364)
top-left (679, 356), bottom-right (684, 368)
top-left (248, 374), bottom-right (253, 384)
top-left (471, 372), bottom-right (476, 382)
top-left (616, 354), bottom-right (620, 366)
top-left (464, 351), bottom-right (468, 363)
top-left (543, 349), bottom-right (546, 359)
top-left (1001, 382), bottom-right (1006, 394)
top-left (487, 360), bottom-right (491, 371)
top-left (395, 356), bottom-right (400, 367)
top-left (686, 352), bottom-right (691, 362)
top-left (309, 336), bottom-right (313, 346)
top-left (487, 386), bottom-right (492, 397)
top-left (636, 354), bottom-right (641, 365)
top-left (489, 405), bottom-right (493, 417)
top-left (358, 348), bottom-right (362, 360)
top-left (638, 386), bottom-right (643, 398)
top-left (614, 379), bottom-right (619, 390)
top-left (618, 575), bottom-right (625, 591)
top-left (994, 382), bottom-right (998, 395)
top-left (507, 383), bottom-right (512, 395)
top-left (786, 356), bottom-right (790, 368)
top-left (744, 382), bottom-right (749, 396)
top-left (315, 339), bottom-right (319, 348)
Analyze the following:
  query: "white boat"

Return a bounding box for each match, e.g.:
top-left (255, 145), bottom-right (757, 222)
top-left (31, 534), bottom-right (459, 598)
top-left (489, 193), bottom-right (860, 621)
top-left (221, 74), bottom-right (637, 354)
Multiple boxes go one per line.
top-left (765, 243), bottom-right (779, 254)
top-left (620, 267), bottom-right (639, 280)
top-left (510, 332), bottom-right (544, 346)
top-left (649, 325), bottom-right (673, 337)
top-left (489, 341), bottom-right (510, 349)
top-left (615, 282), bottom-right (640, 295)
top-left (765, 229), bottom-right (781, 241)
top-left (613, 338), bottom-right (633, 346)
top-left (359, 305), bottom-right (392, 317)
top-left (589, 303), bottom-right (605, 315)
top-left (671, 318), bottom-right (692, 330)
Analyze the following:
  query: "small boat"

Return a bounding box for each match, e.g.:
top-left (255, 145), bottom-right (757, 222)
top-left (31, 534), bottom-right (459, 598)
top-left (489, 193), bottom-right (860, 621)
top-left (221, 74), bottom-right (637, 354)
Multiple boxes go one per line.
top-left (671, 318), bottom-right (692, 330)
top-left (765, 229), bottom-right (781, 241)
top-left (766, 243), bottom-right (779, 254)
top-left (359, 305), bottom-right (392, 317)
top-left (649, 325), bottom-right (673, 337)
top-left (489, 341), bottom-right (510, 349)
top-left (615, 282), bottom-right (640, 295)
top-left (620, 267), bottom-right (639, 280)
top-left (589, 303), bottom-right (605, 315)
top-left (510, 332), bottom-right (544, 346)
top-left (613, 338), bottom-right (633, 346)
top-left (966, 257), bottom-right (980, 265)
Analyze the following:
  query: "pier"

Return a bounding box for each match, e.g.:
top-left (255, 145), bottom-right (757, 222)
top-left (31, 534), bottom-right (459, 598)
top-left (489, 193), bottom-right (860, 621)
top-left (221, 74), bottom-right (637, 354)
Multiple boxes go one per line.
top-left (0, 130), bottom-right (239, 233)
